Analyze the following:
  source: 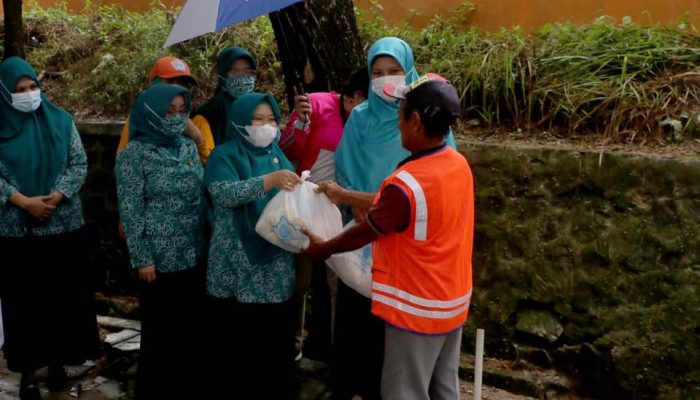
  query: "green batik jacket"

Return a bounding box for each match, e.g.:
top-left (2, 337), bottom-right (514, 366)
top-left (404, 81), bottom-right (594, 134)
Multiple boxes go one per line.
top-left (116, 139), bottom-right (206, 272)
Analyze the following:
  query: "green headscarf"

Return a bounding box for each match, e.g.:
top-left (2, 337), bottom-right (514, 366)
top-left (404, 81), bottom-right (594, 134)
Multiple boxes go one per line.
top-left (195, 47), bottom-right (257, 145)
top-left (0, 57), bottom-right (73, 197)
top-left (128, 83), bottom-right (191, 149)
top-left (204, 92), bottom-right (293, 265)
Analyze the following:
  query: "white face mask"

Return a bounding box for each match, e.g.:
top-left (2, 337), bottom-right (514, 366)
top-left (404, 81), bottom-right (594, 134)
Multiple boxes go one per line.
top-left (11, 90), bottom-right (42, 113)
top-left (239, 123), bottom-right (279, 148)
top-left (371, 75), bottom-right (405, 102)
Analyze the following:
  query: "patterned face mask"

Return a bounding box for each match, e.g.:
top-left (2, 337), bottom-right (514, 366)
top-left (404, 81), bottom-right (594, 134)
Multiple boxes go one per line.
top-left (220, 75), bottom-right (256, 98)
top-left (161, 113), bottom-right (189, 138)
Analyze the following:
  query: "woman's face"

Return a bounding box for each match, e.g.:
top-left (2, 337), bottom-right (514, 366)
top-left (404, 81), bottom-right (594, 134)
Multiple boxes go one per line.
top-left (166, 95), bottom-right (187, 116)
top-left (15, 76), bottom-right (39, 93)
top-left (370, 56), bottom-right (404, 79)
top-left (228, 58), bottom-right (255, 78)
top-left (251, 103), bottom-right (277, 127)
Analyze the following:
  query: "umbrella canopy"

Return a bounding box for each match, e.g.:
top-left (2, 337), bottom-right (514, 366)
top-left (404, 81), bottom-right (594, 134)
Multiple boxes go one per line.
top-left (164, 0), bottom-right (304, 47)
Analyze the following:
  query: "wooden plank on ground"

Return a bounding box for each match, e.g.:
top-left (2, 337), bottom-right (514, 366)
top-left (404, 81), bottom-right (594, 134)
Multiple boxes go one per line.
top-left (97, 315), bottom-right (141, 331)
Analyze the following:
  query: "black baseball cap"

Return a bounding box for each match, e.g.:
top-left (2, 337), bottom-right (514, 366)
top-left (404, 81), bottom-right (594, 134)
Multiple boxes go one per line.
top-left (383, 73), bottom-right (461, 122)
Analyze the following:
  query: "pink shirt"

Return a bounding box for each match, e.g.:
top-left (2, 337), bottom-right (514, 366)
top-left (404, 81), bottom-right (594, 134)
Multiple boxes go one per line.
top-left (280, 92), bottom-right (344, 182)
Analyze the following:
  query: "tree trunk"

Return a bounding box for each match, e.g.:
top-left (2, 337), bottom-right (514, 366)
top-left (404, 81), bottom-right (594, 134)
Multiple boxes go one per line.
top-left (269, 0), bottom-right (365, 109)
top-left (3, 0), bottom-right (24, 59)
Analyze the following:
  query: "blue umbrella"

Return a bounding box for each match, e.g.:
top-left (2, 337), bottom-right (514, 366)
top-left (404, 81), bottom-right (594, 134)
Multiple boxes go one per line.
top-left (164, 0), bottom-right (304, 47)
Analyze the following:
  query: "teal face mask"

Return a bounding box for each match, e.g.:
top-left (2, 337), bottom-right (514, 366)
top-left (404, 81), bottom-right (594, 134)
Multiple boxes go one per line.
top-left (161, 113), bottom-right (188, 138)
top-left (220, 75), bottom-right (256, 98)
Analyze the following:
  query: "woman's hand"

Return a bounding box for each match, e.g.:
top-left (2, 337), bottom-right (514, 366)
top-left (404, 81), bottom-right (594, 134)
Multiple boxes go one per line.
top-left (264, 170), bottom-right (302, 192)
top-left (293, 93), bottom-right (312, 124)
top-left (117, 220), bottom-right (126, 240)
top-left (184, 119), bottom-right (204, 145)
top-left (44, 191), bottom-right (64, 206)
top-left (15, 194), bottom-right (56, 222)
top-left (138, 266), bottom-right (157, 283)
top-left (315, 181), bottom-right (346, 205)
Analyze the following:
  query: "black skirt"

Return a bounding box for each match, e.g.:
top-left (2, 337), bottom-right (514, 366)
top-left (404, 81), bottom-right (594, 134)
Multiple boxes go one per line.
top-left (204, 296), bottom-right (297, 399)
top-left (0, 228), bottom-right (100, 373)
top-left (134, 266), bottom-right (205, 400)
top-left (332, 281), bottom-right (385, 400)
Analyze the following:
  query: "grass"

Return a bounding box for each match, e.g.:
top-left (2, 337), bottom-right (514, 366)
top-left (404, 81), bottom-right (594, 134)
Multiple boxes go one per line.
top-left (11, 2), bottom-right (700, 143)
top-left (358, 9), bottom-right (700, 142)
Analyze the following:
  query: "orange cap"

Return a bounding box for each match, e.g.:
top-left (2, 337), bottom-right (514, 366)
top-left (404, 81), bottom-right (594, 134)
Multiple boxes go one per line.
top-left (149, 57), bottom-right (196, 85)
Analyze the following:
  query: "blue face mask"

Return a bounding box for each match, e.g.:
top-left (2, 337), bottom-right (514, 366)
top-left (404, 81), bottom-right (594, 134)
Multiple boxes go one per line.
top-left (161, 113), bottom-right (188, 138)
top-left (221, 75), bottom-right (256, 98)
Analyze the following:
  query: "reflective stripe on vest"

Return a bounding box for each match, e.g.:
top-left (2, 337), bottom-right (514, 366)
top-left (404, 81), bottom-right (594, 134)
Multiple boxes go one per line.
top-left (372, 282), bottom-right (472, 319)
top-left (373, 282), bottom-right (471, 309)
top-left (372, 293), bottom-right (471, 319)
top-left (396, 170), bottom-right (428, 241)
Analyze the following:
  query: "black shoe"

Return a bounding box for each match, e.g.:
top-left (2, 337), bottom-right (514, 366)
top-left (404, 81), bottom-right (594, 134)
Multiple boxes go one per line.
top-left (19, 382), bottom-right (41, 400)
top-left (47, 366), bottom-right (67, 391)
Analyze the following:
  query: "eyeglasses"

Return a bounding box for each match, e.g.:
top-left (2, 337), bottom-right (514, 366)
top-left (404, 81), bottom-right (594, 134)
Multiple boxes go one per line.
top-left (228, 68), bottom-right (256, 77)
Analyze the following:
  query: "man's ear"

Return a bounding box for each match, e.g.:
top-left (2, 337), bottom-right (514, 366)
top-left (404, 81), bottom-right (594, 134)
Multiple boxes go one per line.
top-left (411, 111), bottom-right (422, 132)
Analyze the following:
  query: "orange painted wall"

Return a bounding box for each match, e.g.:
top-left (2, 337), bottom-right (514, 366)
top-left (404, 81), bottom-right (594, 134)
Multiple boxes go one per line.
top-left (3, 0), bottom-right (699, 31)
top-left (354, 0), bottom-right (699, 30)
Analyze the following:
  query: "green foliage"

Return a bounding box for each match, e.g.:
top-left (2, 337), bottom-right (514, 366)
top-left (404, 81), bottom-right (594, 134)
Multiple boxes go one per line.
top-left (23, 2), bottom-right (283, 119)
top-left (21, 3), bottom-right (700, 143)
top-left (357, 8), bottom-right (700, 142)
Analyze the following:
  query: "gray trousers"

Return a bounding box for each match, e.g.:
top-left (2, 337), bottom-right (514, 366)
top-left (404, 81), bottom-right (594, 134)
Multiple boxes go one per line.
top-left (381, 324), bottom-right (462, 400)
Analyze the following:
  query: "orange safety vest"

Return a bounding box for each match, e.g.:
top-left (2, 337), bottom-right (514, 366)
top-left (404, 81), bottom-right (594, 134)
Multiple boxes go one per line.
top-left (371, 146), bottom-right (474, 335)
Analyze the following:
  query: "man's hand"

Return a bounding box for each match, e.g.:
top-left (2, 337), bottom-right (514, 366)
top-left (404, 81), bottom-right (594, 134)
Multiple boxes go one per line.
top-left (302, 228), bottom-right (329, 262)
top-left (351, 206), bottom-right (367, 224)
top-left (138, 266), bottom-right (157, 283)
top-left (315, 181), bottom-right (345, 205)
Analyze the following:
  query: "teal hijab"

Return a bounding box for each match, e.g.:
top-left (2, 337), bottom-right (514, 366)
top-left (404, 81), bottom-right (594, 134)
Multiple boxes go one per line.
top-left (0, 57), bottom-right (73, 197)
top-left (204, 92), bottom-right (294, 265)
top-left (128, 83), bottom-right (191, 150)
top-left (334, 37), bottom-right (456, 192)
top-left (196, 47), bottom-right (257, 145)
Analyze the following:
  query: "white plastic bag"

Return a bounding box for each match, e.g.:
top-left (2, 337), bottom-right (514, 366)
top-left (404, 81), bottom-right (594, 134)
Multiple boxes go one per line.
top-left (326, 221), bottom-right (373, 298)
top-left (256, 171), bottom-right (343, 253)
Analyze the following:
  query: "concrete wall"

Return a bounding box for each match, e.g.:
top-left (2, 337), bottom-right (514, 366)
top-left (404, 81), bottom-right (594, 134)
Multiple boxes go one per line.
top-left (458, 139), bottom-right (700, 399)
top-left (76, 124), bottom-right (700, 399)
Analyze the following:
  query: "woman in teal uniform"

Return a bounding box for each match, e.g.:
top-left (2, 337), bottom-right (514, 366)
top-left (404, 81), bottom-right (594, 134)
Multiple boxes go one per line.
top-left (0, 57), bottom-right (99, 400)
top-left (204, 92), bottom-right (301, 398)
top-left (115, 83), bottom-right (207, 400)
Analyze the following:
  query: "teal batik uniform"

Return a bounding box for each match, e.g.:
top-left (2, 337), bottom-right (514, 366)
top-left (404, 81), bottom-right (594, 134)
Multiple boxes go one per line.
top-left (204, 92), bottom-right (295, 303)
top-left (0, 57), bottom-right (99, 376)
top-left (0, 57), bottom-right (87, 237)
top-left (116, 84), bottom-right (206, 272)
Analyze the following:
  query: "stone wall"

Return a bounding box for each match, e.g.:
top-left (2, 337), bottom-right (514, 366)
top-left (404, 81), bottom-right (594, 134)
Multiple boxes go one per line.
top-left (458, 139), bottom-right (700, 399)
top-left (76, 124), bottom-right (699, 399)
top-left (78, 122), bottom-right (136, 295)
